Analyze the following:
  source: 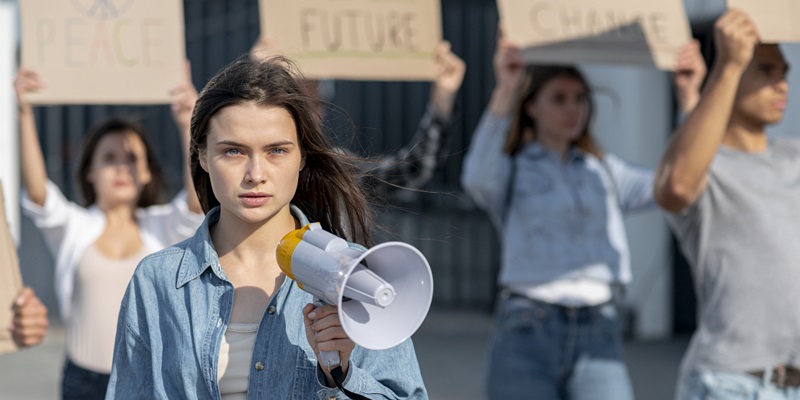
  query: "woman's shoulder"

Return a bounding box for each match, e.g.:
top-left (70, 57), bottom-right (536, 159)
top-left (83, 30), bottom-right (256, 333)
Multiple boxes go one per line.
top-left (131, 239), bottom-right (194, 284)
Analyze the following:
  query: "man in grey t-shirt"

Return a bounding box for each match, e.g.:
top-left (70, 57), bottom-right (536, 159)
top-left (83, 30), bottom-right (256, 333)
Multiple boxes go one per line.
top-left (655, 9), bottom-right (800, 400)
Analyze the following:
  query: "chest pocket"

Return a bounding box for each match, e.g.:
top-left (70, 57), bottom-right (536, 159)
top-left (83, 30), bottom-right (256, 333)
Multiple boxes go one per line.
top-left (291, 340), bottom-right (320, 397)
top-left (511, 159), bottom-right (560, 219)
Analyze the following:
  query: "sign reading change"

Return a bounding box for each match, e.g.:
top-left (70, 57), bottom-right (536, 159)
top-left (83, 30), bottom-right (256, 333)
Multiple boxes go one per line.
top-left (727, 0), bottom-right (800, 43)
top-left (259, 0), bottom-right (442, 81)
top-left (497, 0), bottom-right (692, 70)
top-left (19, 0), bottom-right (186, 104)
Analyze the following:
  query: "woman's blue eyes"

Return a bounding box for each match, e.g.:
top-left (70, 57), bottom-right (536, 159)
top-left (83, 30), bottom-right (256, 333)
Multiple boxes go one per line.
top-left (223, 148), bottom-right (288, 156)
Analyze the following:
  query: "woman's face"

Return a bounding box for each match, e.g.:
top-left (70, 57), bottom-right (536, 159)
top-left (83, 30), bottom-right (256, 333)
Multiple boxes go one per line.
top-left (200, 103), bottom-right (304, 226)
top-left (525, 76), bottom-right (589, 145)
top-left (87, 130), bottom-right (151, 207)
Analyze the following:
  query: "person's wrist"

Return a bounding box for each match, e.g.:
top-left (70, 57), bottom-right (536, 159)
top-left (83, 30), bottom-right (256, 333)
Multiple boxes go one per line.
top-left (710, 60), bottom-right (747, 86)
top-left (677, 92), bottom-right (700, 113)
top-left (494, 80), bottom-right (517, 95)
top-left (716, 54), bottom-right (749, 74)
top-left (18, 103), bottom-right (33, 115)
top-left (432, 90), bottom-right (455, 119)
top-left (488, 86), bottom-right (517, 116)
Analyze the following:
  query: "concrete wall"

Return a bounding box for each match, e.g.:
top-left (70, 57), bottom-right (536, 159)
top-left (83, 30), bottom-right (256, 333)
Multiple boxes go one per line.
top-left (583, 66), bottom-right (673, 339)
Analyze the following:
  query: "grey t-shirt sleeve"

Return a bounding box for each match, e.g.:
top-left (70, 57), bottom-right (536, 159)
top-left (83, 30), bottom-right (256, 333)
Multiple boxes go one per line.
top-left (665, 179), bottom-right (710, 272)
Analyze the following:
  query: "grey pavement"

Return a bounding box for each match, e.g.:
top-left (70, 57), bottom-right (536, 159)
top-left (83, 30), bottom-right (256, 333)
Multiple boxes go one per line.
top-left (0, 310), bottom-right (687, 400)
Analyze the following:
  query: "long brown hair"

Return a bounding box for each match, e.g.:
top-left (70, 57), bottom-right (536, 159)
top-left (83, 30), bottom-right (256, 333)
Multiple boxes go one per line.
top-left (76, 117), bottom-right (165, 207)
top-left (189, 56), bottom-right (374, 246)
top-left (504, 65), bottom-right (603, 158)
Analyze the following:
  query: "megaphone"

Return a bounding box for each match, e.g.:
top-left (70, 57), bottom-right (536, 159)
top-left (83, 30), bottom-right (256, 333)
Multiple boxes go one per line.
top-left (277, 223), bottom-right (434, 367)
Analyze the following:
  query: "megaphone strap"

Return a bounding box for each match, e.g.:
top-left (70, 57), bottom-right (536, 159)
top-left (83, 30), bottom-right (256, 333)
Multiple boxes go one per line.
top-left (330, 366), bottom-right (371, 400)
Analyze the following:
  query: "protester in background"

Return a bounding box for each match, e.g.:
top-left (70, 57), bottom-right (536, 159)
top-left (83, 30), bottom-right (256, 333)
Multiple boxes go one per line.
top-left (13, 63), bottom-right (204, 400)
top-left (8, 287), bottom-right (49, 349)
top-left (460, 31), bottom-right (706, 399)
top-left (655, 9), bottom-right (800, 399)
top-left (252, 36), bottom-right (466, 194)
top-left (106, 55), bottom-right (426, 399)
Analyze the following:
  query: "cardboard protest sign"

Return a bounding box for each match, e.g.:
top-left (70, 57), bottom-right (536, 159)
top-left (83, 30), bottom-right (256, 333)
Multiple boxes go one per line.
top-left (727, 0), bottom-right (800, 43)
top-left (497, 0), bottom-right (693, 70)
top-left (259, 0), bottom-right (442, 81)
top-left (0, 183), bottom-right (23, 354)
top-left (19, 0), bottom-right (186, 104)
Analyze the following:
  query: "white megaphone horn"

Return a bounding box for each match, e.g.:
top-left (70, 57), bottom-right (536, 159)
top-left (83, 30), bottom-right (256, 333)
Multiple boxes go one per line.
top-left (277, 223), bottom-right (434, 368)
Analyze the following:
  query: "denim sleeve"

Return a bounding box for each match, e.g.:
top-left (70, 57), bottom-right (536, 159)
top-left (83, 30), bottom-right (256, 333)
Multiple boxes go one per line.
top-left (314, 339), bottom-right (428, 399)
top-left (106, 281), bottom-right (156, 399)
top-left (460, 111), bottom-right (512, 228)
top-left (604, 154), bottom-right (656, 214)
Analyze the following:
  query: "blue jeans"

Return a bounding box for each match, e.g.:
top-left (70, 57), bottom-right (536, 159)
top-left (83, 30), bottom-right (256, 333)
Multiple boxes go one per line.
top-left (485, 294), bottom-right (633, 400)
top-left (61, 359), bottom-right (110, 400)
top-left (676, 370), bottom-right (800, 400)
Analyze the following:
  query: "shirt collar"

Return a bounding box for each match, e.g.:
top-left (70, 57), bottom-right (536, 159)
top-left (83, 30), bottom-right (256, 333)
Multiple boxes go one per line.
top-left (523, 142), bottom-right (585, 163)
top-left (176, 204), bottom-right (310, 288)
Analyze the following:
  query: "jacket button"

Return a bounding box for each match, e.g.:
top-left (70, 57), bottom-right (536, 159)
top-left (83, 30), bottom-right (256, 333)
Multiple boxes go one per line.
top-left (267, 306), bottom-right (277, 315)
top-left (254, 361), bottom-right (265, 371)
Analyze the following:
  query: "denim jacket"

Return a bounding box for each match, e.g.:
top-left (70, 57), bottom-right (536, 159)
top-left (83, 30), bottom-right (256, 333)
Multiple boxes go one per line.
top-left (106, 206), bottom-right (428, 400)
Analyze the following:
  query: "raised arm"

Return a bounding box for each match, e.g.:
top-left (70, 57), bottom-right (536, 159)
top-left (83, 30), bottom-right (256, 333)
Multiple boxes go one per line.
top-left (487, 35), bottom-right (525, 118)
top-left (14, 70), bottom-right (49, 207)
top-left (674, 39), bottom-right (708, 115)
top-left (430, 41), bottom-right (466, 120)
top-left (366, 42), bottom-right (466, 191)
top-left (460, 34), bottom-right (525, 224)
top-left (169, 61), bottom-right (202, 214)
top-left (655, 10), bottom-right (759, 212)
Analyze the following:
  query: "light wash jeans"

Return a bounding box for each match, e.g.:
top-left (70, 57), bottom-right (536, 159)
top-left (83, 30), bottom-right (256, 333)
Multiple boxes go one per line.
top-left (676, 370), bottom-right (800, 400)
top-left (485, 293), bottom-right (634, 400)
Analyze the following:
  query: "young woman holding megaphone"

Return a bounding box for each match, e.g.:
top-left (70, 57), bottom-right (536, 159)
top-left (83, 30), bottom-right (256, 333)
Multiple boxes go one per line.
top-left (105, 56), bottom-right (428, 399)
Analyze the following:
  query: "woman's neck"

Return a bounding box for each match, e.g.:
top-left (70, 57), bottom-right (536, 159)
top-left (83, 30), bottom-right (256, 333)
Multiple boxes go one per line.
top-left (724, 117), bottom-right (768, 152)
top-left (211, 205), bottom-right (298, 267)
top-left (533, 132), bottom-right (570, 158)
top-left (98, 201), bottom-right (138, 226)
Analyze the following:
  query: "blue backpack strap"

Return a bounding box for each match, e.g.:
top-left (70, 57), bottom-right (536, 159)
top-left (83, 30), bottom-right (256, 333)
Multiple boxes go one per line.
top-left (502, 156), bottom-right (517, 224)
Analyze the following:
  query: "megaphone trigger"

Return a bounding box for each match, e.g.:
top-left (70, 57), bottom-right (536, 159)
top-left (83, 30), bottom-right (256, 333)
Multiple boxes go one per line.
top-left (310, 300), bottom-right (342, 369)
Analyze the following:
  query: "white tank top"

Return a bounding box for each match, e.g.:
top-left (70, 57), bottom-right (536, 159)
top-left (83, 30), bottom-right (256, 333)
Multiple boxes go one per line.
top-left (67, 244), bottom-right (148, 373)
top-left (218, 323), bottom-right (260, 399)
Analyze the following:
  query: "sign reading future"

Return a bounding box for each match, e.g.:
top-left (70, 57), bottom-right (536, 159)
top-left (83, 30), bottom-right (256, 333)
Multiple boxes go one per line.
top-left (19, 0), bottom-right (186, 104)
top-left (259, 0), bottom-right (442, 81)
top-left (497, 0), bottom-right (693, 70)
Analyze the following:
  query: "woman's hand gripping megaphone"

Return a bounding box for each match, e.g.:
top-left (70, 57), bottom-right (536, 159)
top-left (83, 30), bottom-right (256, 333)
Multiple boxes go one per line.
top-left (277, 222), bottom-right (434, 396)
top-left (302, 302), bottom-right (355, 374)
